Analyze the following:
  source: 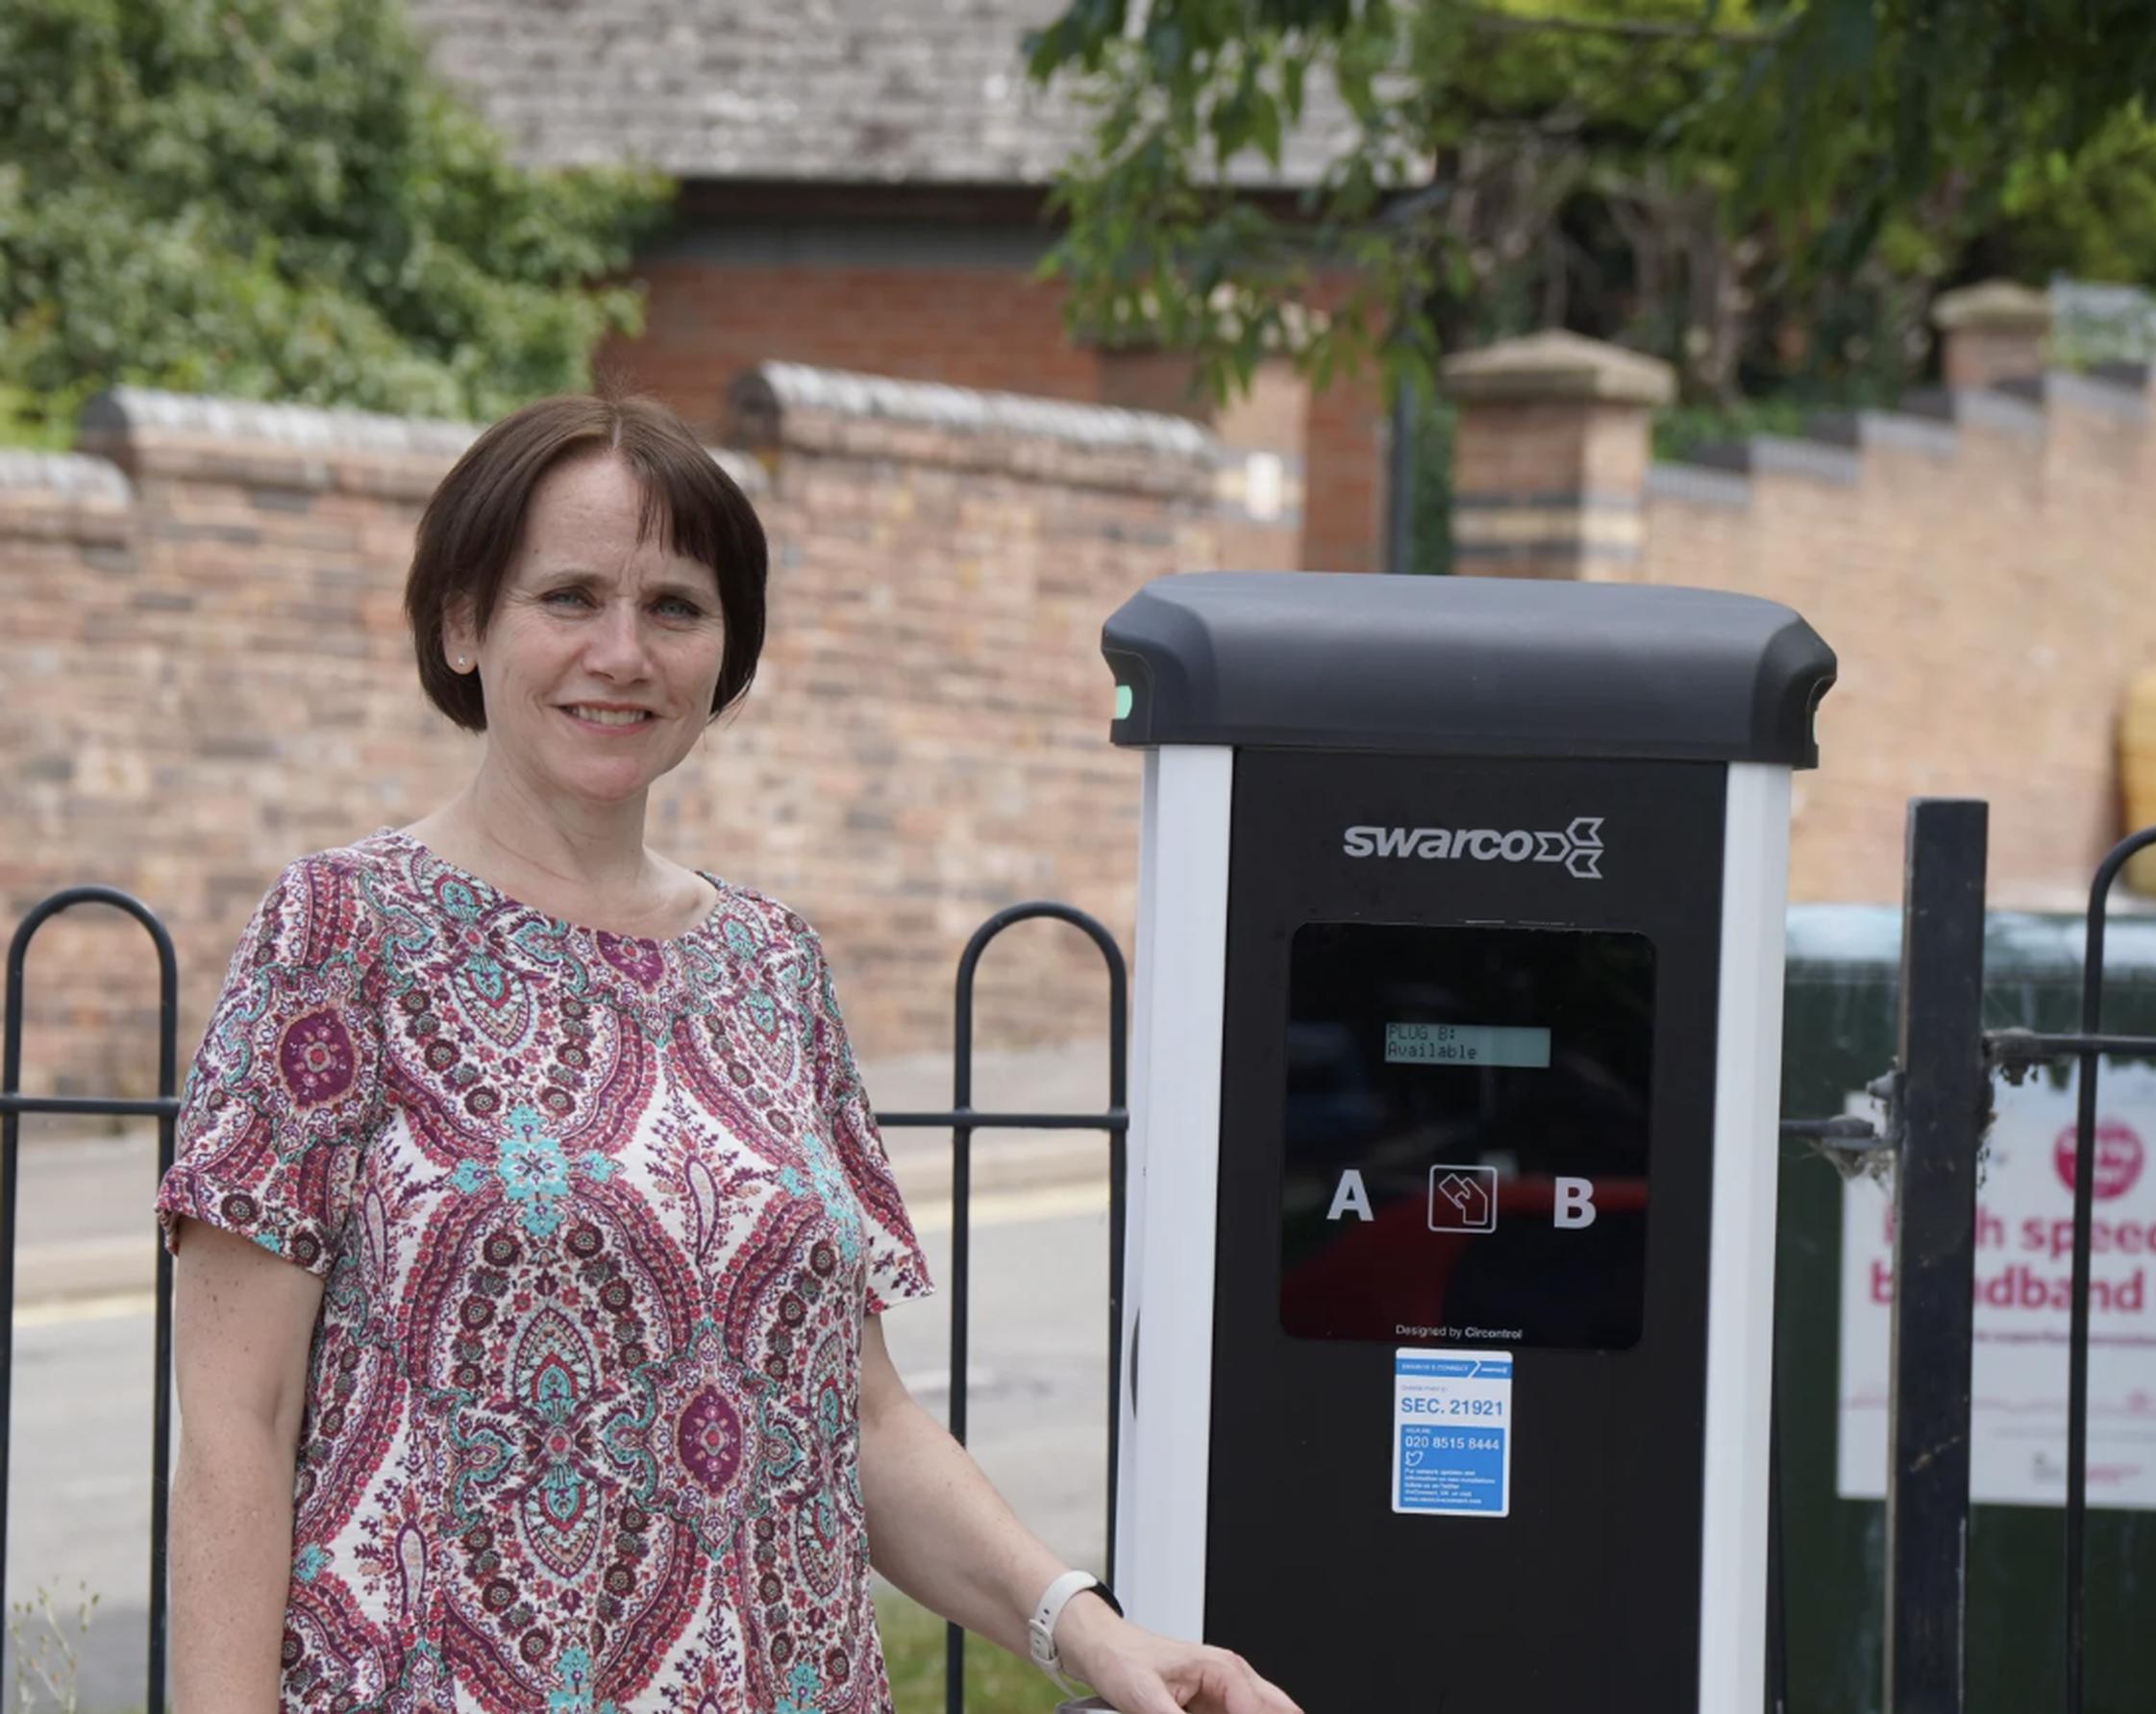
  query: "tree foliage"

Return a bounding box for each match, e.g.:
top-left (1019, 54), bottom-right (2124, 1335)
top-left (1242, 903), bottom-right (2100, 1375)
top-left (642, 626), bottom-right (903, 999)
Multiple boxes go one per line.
top-left (1026, 0), bottom-right (2156, 407)
top-left (0, 0), bottom-right (672, 446)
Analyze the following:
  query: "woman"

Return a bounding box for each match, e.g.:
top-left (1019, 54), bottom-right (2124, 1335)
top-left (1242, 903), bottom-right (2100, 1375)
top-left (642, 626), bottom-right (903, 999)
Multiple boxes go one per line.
top-left (155, 392), bottom-right (1301, 1714)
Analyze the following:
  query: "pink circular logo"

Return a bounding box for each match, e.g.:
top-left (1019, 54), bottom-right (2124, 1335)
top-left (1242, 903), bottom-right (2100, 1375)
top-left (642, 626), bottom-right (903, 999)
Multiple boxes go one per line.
top-left (2054, 1121), bottom-right (2145, 1201)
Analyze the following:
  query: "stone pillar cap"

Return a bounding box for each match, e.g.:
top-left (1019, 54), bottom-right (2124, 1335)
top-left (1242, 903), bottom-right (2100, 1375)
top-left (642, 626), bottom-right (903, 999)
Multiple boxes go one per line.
top-left (1441, 330), bottom-right (1674, 406)
top-left (1932, 279), bottom-right (2051, 332)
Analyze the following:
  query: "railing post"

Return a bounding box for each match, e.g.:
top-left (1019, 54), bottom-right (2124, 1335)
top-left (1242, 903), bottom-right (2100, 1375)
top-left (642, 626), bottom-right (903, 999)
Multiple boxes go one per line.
top-left (3, 887), bottom-right (180, 1714)
top-left (1884, 799), bottom-right (1989, 1714)
top-left (2063, 822), bottom-right (2156, 1714)
top-left (877, 901), bottom-right (1127, 1714)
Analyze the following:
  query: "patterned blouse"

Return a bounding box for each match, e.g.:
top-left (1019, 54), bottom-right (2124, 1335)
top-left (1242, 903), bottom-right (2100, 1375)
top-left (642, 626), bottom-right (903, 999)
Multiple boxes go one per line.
top-left (155, 829), bottom-right (934, 1713)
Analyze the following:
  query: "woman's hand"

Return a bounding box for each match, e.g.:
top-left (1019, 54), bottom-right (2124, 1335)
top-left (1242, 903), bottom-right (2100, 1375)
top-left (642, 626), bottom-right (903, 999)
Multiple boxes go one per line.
top-left (1053, 1596), bottom-right (1303, 1714)
top-left (855, 1319), bottom-right (1299, 1712)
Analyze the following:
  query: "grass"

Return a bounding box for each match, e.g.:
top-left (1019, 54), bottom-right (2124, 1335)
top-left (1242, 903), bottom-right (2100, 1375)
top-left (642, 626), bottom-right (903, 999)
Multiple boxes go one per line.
top-left (51, 1594), bottom-right (1057, 1714)
top-left (876, 1590), bottom-right (1069, 1714)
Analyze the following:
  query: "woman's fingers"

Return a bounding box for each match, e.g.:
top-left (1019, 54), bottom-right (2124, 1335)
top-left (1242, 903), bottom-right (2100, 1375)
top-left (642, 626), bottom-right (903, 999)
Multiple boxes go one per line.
top-left (1118, 1673), bottom-right (1191, 1714)
top-left (1208, 1647), bottom-right (1301, 1714)
top-left (1082, 1628), bottom-right (1302, 1714)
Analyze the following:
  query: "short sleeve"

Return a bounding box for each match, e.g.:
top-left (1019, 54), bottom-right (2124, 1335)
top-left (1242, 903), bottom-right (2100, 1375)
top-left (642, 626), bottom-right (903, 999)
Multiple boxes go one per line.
top-left (155, 857), bottom-right (386, 1277)
top-left (802, 929), bottom-right (934, 1315)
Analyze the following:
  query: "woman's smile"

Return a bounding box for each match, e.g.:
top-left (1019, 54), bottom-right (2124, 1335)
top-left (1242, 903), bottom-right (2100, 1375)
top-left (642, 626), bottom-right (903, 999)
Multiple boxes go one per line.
top-left (558, 702), bottom-right (657, 733)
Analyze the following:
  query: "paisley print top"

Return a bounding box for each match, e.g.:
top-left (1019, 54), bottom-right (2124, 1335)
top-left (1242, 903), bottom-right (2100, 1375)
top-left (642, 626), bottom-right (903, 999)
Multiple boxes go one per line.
top-left (154, 829), bottom-right (934, 1713)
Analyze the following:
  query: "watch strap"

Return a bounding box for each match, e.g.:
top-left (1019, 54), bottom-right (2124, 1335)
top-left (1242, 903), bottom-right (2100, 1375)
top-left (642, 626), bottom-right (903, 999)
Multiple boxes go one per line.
top-left (1028, 1570), bottom-right (1119, 1679)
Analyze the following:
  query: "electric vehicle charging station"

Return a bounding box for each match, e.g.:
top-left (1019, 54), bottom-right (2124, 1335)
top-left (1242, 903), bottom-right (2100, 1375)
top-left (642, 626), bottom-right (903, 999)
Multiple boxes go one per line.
top-left (1101, 571), bottom-right (1835, 1711)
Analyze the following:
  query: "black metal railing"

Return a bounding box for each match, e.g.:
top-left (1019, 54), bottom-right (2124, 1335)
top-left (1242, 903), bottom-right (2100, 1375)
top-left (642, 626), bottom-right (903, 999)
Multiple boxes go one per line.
top-left (1781, 803), bottom-right (2156, 1714)
top-left (2007, 822), bottom-right (2156, 1714)
top-left (872, 901), bottom-right (1129, 1714)
top-left (1887, 800), bottom-right (1991, 1711)
top-left (0, 887), bottom-right (180, 1714)
top-left (0, 887), bottom-right (1125, 1714)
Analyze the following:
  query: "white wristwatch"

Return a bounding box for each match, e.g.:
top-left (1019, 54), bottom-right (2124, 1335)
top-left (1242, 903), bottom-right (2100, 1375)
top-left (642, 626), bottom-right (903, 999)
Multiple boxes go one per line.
top-left (1028, 1569), bottom-right (1122, 1688)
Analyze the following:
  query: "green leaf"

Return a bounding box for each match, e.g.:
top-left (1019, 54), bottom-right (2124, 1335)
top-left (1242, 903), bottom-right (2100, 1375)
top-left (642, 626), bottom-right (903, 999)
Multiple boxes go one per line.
top-left (0, 0), bottom-right (674, 443)
top-left (1028, 0), bottom-right (2156, 414)
top-left (1281, 48), bottom-right (1309, 124)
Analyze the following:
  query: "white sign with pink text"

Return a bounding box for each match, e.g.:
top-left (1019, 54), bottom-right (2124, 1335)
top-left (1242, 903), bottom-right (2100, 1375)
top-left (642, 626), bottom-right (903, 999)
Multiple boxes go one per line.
top-left (1838, 1063), bottom-right (2156, 1508)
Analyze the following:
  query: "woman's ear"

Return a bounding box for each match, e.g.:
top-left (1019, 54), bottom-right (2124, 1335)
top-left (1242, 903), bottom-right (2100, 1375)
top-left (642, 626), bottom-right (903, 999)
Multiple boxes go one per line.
top-left (442, 598), bottom-right (479, 672)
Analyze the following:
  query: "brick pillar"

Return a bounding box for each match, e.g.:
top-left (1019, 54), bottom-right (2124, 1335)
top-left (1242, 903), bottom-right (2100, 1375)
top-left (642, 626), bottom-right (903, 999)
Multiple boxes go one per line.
top-left (1096, 347), bottom-right (1307, 570)
top-left (1932, 280), bottom-right (2050, 390)
top-left (1441, 331), bottom-right (1673, 581)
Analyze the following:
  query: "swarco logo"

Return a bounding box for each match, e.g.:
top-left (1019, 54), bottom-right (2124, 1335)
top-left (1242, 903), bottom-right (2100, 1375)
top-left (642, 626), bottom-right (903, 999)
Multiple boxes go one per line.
top-left (1341, 817), bottom-right (1605, 880)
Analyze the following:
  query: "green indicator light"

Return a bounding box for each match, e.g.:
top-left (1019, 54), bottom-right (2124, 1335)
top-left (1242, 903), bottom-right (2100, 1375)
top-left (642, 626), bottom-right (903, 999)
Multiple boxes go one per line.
top-left (1114, 683), bottom-right (1133, 720)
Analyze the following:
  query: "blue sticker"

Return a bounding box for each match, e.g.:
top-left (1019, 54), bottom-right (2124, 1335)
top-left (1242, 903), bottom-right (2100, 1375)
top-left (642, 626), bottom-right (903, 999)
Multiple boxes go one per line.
top-left (1392, 1350), bottom-right (1513, 1519)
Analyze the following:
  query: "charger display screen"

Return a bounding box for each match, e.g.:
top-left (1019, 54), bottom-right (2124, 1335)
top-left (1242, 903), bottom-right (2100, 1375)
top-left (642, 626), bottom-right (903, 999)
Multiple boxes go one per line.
top-left (1278, 921), bottom-right (1655, 1350)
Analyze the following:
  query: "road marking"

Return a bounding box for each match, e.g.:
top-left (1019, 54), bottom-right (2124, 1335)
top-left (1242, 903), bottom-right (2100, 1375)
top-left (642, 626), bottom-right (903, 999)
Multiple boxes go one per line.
top-left (14, 1290), bottom-right (157, 1329)
top-left (904, 1365), bottom-right (1002, 1397)
top-left (7, 1183), bottom-right (1111, 1328)
top-left (904, 1181), bottom-right (1108, 1234)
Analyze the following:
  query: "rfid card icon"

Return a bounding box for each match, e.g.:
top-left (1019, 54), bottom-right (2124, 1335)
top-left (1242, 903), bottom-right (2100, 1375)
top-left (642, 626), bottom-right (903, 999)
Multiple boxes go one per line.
top-left (1428, 1164), bottom-right (1499, 1233)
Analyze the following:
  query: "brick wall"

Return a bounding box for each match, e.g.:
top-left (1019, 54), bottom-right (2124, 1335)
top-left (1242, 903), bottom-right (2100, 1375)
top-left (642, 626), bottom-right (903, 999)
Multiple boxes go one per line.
top-left (1, 374), bottom-right (1223, 1100)
top-left (712, 363), bottom-right (1222, 1049)
top-left (28, 293), bottom-right (2130, 1105)
top-left (612, 258), bottom-right (1100, 435)
top-left (598, 245), bottom-right (1383, 576)
top-left (1301, 360), bottom-right (1387, 576)
top-left (1641, 379), bottom-right (2156, 907)
top-left (1444, 293), bottom-right (2156, 910)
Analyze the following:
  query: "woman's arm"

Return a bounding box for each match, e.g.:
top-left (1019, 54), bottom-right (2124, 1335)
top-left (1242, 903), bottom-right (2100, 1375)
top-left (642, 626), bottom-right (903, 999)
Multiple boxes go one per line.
top-left (856, 1317), bottom-right (1301, 1714)
top-left (167, 1219), bottom-right (325, 1714)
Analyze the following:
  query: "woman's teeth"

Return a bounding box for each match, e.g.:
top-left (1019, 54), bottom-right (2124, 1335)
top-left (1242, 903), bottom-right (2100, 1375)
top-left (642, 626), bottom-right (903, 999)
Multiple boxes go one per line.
top-left (567, 707), bottom-right (651, 726)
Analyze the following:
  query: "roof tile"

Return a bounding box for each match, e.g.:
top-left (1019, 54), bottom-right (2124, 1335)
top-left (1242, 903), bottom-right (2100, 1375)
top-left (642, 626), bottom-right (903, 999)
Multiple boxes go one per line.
top-left (406, 0), bottom-right (1354, 186)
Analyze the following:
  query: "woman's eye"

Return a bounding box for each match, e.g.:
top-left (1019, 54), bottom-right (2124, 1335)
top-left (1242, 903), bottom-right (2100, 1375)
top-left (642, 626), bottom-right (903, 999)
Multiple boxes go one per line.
top-left (539, 588), bottom-right (702, 619)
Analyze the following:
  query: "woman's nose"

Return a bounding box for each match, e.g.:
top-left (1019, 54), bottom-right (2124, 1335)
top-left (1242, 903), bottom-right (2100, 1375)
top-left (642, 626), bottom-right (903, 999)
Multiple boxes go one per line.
top-left (583, 600), bottom-right (654, 678)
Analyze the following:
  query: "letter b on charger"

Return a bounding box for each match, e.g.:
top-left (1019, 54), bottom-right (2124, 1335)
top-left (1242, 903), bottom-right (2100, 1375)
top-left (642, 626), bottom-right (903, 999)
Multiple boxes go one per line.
top-left (1554, 1177), bottom-right (1598, 1230)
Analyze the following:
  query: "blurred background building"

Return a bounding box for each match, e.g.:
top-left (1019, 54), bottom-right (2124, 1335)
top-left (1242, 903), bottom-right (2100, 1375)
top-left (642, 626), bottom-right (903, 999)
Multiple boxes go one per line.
top-left (407, 0), bottom-right (1390, 578)
top-left (6, 0), bottom-right (2156, 1102)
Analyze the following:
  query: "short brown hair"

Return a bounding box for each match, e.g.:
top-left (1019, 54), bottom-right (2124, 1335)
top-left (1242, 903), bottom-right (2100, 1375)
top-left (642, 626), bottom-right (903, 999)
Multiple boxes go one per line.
top-left (405, 392), bottom-right (768, 733)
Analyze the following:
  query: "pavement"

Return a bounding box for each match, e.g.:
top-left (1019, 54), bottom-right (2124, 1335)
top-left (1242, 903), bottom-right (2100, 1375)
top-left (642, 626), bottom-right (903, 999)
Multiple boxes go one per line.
top-left (5, 1036), bottom-right (1118, 1307)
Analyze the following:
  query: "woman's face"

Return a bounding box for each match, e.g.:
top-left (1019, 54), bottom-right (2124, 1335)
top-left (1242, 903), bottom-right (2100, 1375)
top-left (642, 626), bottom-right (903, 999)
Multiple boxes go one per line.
top-left (446, 452), bottom-right (728, 809)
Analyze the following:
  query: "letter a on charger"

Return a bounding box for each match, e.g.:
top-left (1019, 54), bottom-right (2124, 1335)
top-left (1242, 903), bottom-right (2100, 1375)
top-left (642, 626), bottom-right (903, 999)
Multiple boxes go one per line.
top-left (1327, 1170), bottom-right (1375, 1222)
